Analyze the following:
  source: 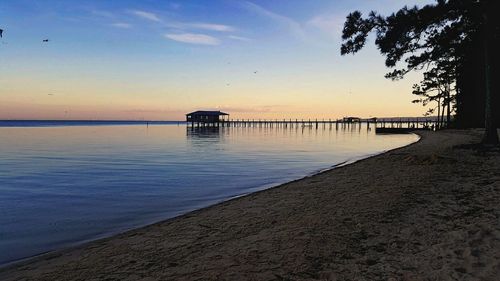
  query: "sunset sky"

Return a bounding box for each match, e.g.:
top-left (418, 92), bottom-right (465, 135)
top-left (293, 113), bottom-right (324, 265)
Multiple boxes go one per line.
top-left (0, 0), bottom-right (434, 120)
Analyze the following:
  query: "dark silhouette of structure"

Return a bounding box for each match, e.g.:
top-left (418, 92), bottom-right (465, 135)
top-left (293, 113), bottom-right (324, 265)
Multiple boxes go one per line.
top-left (185, 113), bottom-right (440, 132)
top-left (342, 117), bottom-right (361, 123)
top-left (186, 111), bottom-right (229, 127)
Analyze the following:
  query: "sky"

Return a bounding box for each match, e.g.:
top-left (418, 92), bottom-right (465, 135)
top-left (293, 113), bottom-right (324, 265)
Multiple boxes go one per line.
top-left (0, 0), bottom-right (435, 120)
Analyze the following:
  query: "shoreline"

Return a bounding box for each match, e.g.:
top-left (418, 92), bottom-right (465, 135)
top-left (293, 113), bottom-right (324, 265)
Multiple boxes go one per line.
top-left (227, 134), bottom-right (421, 202)
top-left (0, 133), bottom-right (419, 269)
top-left (1, 129), bottom-right (499, 280)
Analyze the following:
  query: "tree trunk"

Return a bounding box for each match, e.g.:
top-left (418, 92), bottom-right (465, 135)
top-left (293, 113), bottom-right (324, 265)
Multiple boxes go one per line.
top-left (437, 90), bottom-right (441, 129)
top-left (482, 10), bottom-right (499, 144)
top-left (440, 97), bottom-right (446, 129)
top-left (446, 83), bottom-right (451, 128)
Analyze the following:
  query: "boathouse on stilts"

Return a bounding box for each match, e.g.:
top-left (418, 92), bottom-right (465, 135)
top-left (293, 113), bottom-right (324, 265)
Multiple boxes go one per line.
top-left (186, 111), bottom-right (230, 127)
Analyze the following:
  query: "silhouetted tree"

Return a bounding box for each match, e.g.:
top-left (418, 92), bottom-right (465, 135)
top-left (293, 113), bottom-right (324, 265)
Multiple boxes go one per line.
top-left (341, 0), bottom-right (499, 144)
top-left (412, 64), bottom-right (455, 128)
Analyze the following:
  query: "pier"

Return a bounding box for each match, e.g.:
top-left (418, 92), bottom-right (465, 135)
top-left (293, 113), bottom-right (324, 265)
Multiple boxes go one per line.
top-left (185, 111), bottom-right (444, 133)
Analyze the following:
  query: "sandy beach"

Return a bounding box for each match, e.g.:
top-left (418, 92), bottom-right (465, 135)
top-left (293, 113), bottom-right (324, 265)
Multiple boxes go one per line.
top-left (1, 129), bottom-right (499, 280)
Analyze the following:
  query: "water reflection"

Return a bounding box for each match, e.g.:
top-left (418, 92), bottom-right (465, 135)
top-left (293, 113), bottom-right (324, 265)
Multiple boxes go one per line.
top-left (186, 126), bottom-right (224, 139)
top-left (0, 123), bottom-right (418, 265)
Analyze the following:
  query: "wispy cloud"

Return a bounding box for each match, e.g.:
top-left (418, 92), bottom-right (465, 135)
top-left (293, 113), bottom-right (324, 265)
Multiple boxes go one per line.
top-left (111, 22), bottom-right (132, 29)
top-left (228, 35), bottom-right (252, 42)
top-left (128, 9), bottom-right (234, 33)
top-left (164, 33), bottom-right (220, 45)
top-left (166, 22), bottom-right (235, 32)
top-left (130, 10), bottom-right (162, 22)
top-left (307, 15), bottom-right (344, 37)
top-left (187, 23), bottom-right (235, 32)
top-left (241, 1), bottom-right (304, 39)
top-left (240, 2), bottom-right (344, 44)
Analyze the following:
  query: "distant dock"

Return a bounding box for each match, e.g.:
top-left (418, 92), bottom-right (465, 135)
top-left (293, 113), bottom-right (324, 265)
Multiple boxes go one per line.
top-left (185, 111), bottom-right (443, 133)
top-left (188, 118), bottom-right (442, 133)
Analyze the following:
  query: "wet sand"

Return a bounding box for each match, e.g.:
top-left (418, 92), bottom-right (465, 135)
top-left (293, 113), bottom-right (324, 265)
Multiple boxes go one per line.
top-left (1, 129), bottom-right (499, 280)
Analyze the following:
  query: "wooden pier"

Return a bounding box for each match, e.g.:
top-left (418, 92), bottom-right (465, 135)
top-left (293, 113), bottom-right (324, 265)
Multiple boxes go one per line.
top-left (187, 117), bottom-right (444, 133)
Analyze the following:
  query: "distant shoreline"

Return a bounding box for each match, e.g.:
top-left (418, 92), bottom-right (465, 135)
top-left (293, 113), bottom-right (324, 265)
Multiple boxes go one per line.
top-left (0, 117), bottom-right (444, 129)
top-left (0, 116), bottom-right (442, 123)
top-left (0, 120), bottom-right (183, 122)
top-left (0, 120), bottom-right (185, 123)
top-left (2, 129), bottom-right (499, 280)
top-left (0, 120), bottom-right (186, 127)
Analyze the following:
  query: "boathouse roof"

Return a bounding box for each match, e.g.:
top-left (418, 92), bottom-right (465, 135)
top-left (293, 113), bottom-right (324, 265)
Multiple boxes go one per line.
top-left (186, 111), bottom-right (229, 116)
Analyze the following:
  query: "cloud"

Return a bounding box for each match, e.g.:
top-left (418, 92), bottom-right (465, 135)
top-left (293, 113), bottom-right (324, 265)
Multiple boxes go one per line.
top-left (127, 10), bottom-right (234, 32)
top-left (164, 33), bottom-right (220, 45)
top-left (240, 2), bottom-right (343, 44)
top-left (241, 1), bottom-right (304, 39)
top-left (307, 15), bottom-right (344, 36)
top-left (164, 22), bottom-right (235, 32)
top-left (228, 35), bottom-right (252, 42)
top-left (111, 22), bottom-right (132, 29)
top-left (187, 23), bottom-right (235, 32)
top-left (130, 10), bottom-right (162, 22)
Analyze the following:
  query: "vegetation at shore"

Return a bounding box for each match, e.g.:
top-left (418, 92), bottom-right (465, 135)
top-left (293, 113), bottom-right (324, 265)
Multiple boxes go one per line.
top-left (340, 0), bottom-right (499, 144)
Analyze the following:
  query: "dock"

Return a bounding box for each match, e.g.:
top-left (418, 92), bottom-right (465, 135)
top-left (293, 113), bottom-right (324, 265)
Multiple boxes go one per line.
top-left (188, 118), bottom-right (443, 133)
top-left (185, 111), bottom-right (445, 133)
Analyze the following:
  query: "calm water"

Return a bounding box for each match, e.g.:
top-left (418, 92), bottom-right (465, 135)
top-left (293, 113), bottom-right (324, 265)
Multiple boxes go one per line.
top-left (0, 122), bottom-right (418, 265)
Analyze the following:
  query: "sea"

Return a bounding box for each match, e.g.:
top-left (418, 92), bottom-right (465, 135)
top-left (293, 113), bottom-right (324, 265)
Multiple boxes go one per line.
top-left (0, 120), bottom-right (419, 265)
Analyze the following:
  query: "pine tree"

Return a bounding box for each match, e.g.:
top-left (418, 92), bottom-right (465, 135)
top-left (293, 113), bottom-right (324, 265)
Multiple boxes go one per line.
top-left (341, 0), bottom-right (499, 144)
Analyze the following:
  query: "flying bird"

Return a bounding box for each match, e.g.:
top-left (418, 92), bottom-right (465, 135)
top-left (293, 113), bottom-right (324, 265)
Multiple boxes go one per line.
top-left (254, 71), bottom-right (258, 74)
top-left (0, 29), bottom-right (3, 38)
top-left (43, 39), bottom-right (49, 42)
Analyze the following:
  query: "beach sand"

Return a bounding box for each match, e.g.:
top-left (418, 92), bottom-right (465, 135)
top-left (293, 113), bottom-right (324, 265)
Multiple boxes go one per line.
top-left (1, 129), bottom-right (499, 280)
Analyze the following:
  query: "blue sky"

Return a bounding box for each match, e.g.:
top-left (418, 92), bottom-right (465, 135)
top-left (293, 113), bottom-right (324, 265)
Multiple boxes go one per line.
top-left (0, 0), bottom-right (435, 120)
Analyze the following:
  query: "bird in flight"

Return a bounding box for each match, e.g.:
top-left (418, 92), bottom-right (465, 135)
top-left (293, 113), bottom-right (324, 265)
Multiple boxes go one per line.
top-left (254, 71), bottom-right (258, 74)
top-left (0, 29), bottom-right (3, 38)
top-left (43, 39), bottom-right (49, 42)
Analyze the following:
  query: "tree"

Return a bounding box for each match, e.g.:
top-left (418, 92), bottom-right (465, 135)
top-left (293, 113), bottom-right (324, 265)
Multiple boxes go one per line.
top-left (480, 4), bottom-right (499, 144)
top-left (412, 65), bottom-right (455, 128)
top-left (341, 0), bottom-right (499, 144)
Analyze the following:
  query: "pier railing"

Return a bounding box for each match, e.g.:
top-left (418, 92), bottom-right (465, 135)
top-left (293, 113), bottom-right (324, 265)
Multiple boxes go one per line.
top-left (187, 118), bottom-right (444, 132)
